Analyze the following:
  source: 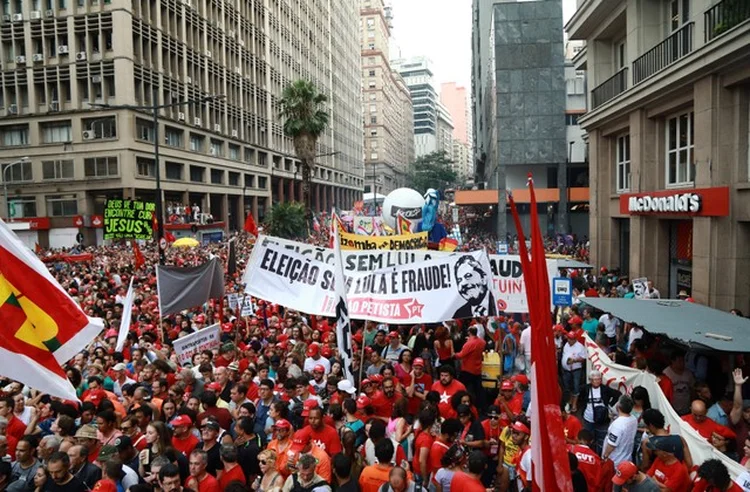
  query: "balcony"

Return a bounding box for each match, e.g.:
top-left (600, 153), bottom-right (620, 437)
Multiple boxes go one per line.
top-left (632, 22), bottom-right (694, 85)
top-left (705, 0), bottom-right (750, 42)
top-left (591, 67), bottom-right (628, 109)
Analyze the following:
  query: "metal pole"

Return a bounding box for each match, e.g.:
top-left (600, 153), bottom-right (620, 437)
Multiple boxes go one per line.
top-left (371, 162), bottom-right (376, 217)
top-left (153, 87), bottom-right (166, 265)
top-left (3, 170), bottom-right (8, 222)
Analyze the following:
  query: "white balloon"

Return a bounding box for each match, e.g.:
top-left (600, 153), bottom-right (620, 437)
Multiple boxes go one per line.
top-left (381, 188), bottom-right (425, 229)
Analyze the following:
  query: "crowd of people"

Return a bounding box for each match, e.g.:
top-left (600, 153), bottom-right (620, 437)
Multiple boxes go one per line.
top-left (4, 215), bottom-right (747, 492)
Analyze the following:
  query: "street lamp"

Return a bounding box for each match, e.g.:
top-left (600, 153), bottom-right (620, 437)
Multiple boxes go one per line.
top-left (91, 89), bottom-right (224, 264)
top-left (2, 157), bottom-right (29, 222)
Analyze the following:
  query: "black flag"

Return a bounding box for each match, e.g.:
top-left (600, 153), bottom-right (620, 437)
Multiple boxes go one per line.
top-left (227, 238), bottom-right (237, 276)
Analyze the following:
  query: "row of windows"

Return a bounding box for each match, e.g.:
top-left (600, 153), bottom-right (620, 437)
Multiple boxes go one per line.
top-left (2, 156), bottom-right (117, 183)
top-left (136, 157), bottom-right (268, 189)
top-left (8, 194), bottom-right (78, 218)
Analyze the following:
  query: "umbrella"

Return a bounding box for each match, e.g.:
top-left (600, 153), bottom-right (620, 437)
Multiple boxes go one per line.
top-left (172, 237), bottom-right (199, 248)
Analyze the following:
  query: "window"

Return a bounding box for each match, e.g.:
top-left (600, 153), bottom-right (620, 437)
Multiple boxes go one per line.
top-left (370, 152), bottom-right (378, 160)
top-left (189, 133), bottom-right (204, 152)
top-left (3, 161), bottom-right (32, 182)
top-left (8, 197), bottom-right (36, 218)
top-left (669, 0), bottom-right (690, 32)
top-left (135, 119), bottom-right (154, 142)
top-left (84, 156), bottom-right (118, 177)
top-left (615, 39), bottom-right (627, 70)
top-left (164, 127), bottom-right (183, 147)
top-left (228, 171), bottom-right (240, 186)
top-left (210, 169), bottom-right (224, 184)
top-left (368, 81), bottom-right (376, 89)
top-left (82, 117), bottom-right (116, 139)
top-left (0, 125), bottom-right (28, 147)
top-left (368, 70), bottom-right (376, 77)
top-left (46, 194), bottom-right (77, 216)
top-left (189, 165), bottom-right (205, 182)
top-left (565, 114), bottom-right (580, 126)
top-left (370, 129), bottom-right (377, 136)
top-left (165, 162), bottom-right (183, 180)
top-left (369, 104), bottom-right (377, 113)
top-left (666, 111), bottom-right (694, 185)
top-left (209, 139), bottom-right (223, 156)
top-left (258, 176), bottom-right (267, 189)
top-left (42, 160), bottom-right (74, 180)
top-left (136, 157), bottom-right (156, 177)
top-left (370, 116), bottom-right (377, 124)
top-left (41, 122), bottom-right (72, 143)
top-left (366, 18), bottom-right (374, 28)
top-left (228, 144), bottom-right (240, 160)
top-left (245, 174), bottom-right (255, 188)
top-left (616, 135), bottom-right (631, 192)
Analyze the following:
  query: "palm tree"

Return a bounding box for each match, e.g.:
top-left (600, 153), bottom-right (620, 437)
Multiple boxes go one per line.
top-left (278, 80), bottom-right (330, 226)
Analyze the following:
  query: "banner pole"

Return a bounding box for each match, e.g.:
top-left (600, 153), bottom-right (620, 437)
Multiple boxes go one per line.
top-left (357, 322), bottom-right (367, 390)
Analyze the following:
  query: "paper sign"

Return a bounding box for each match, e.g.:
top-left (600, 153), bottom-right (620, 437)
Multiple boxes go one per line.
top-left (172, 324), bottom-right (220, 366)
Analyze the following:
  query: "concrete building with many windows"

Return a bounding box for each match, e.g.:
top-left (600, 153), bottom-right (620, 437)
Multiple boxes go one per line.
top-left (392, 56), bottom-right (441, 158)
top-left (567, 0), bottom-right (750, 309)
top-left (361, 0), bottom-right (414, 196)
top-left (0, 0), bottom-right (363, 247)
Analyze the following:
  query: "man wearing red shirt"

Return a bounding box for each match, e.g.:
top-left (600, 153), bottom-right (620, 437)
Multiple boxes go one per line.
top-left (561, 407), bottom-right (583, 445)
top-left (306, 406), bottom-right (342, 456)
top-left (682, 399), bottom-right (736, 441)
top-left (646, 436), bottom-right (690, 492)
top-left (171, 415), bottom-right (199, 457)
top-left (0, 397), bottom-right (26, 441)
top-left (454, 326), bottom-right (487, 407)
top-left (494, 381), bottom-right (521, 429)
top-left (185, 448), bottom-right (221, 492)
top-left (693, 458), bottom-right (745, 491)
top-left (450, 451), bottom-right (488, 492)
top-left (431, 365), bottom-right (466, 419)
top-left (218, 444), bottom-right (246, 490)
top-left (569, 430), bottom-right (601, 492)
top-left (405, 358), bottom-right (433, 416)
top-left (368, 386), bottom-right (390, 421)
top-left (481, 406), bottom-right (502, 466)
top-left (196, 391), bottom-right (233, 430)
top-left (412, 412), bottom-right (435, 483)
top-left (429, 419), bottom-right (462, 486)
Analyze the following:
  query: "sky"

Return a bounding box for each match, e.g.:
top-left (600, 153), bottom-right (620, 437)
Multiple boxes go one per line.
top-left (389, 0), bottom-right (578, 90)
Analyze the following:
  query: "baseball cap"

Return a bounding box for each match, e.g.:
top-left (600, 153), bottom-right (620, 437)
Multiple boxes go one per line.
top-left (171, 415), bottom-right (192, 427)
top-left (201, 420), bottom-right (220, 431)
top-left (206, 382), bottom-right (222, 392)
top-left (306, 343), bottom-right (320, 357)
top-left (612, 461), bottom-right (638, 486)
top-left (356, 395), bottom-right (371, 409)
top-left (370, 374), bottom-right (384, 385)
top-left (301, 399), bottom-right (319, 417)
top-left (569, 315), bottom-right (583, 325)
top-left (361, 378), bottom-right (372, 387)
top-left (113, 363), bottom-right (127, 372)
top-left (456, 404), bottom-right (471, 417)
top-left (501, 380), bottom-right (514, 391)
top-left (290, 428), bottom-right (312, 452)
top-left (337, 380), bottom-right (356, 395)
top-left (75, 424), bottom-right (98, 440)
top-left (273, 419), bottom-right (292, 430)
top-left (321, 346), bottom-right (332, 358)
top-left (97, 445), bottom-right (118, 463)
top-left (413, 357), bottom-right (425, 368)
top-left (113, 435), bottom-right (132, 451)
top-left (566, 330), bottom-right (578, 339)
top-left (388, 331), bottom-right (400, 339)
top-left (646, 436), bottom-right (679, 454)
top-left (227, 361), bottom-right (239, 372)
top-left (512, 374), bottom-right (529, 385)
top-left (313, 364), bottom-right (325, 374)
top-left (511, 421), bottom-right (530, 435)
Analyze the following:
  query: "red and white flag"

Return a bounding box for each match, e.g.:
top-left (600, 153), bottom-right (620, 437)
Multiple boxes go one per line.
top-left (0, 220), bottom-right (103, 400)
top-left (115, 277), bottom-right (135, 352)
top-left (509, 175), bottom-right (573, 492)
top-left (329, 210), bottom-right (345, 248)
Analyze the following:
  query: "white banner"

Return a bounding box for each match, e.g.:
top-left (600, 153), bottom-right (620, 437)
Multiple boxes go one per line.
top-left (243, 238), bottom-right (496, 323)
top-left (352, 216), bottom-right (385, 236)
top-left (251, 236), bottom-right (555, 313)
top-left (173, 324), bottom-right (221, 366)
top-left (584, 335), bottom-right (745, 479)
top-left (333, 227), bottom-right (354, 382)
top-left (227, 293), bottom-right (239, 311)
top-left (116, 278), bottom-right (135, 351)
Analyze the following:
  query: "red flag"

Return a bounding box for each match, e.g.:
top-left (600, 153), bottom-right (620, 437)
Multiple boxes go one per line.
top-left (34, 243), bottom-right (42, 254)
top-left (508, 174), bottom-right (572, 492)
top-left (132, 241), bottom-right (145, 270)
top-left (165, 231), bottom-right (176, 243)
top-left (243, 212), bottom-right (258, 237)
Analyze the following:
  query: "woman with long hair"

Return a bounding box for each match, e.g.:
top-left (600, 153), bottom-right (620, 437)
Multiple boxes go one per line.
top-left (433, 444), bottom-right (466, 492)
top-left (253, 449), bottom-right (285, 491)
top-left (32, 465), bottom-right (48, 492)
top-left (387, 398), bottom-right (412, 459)
top-left (341, 428), bottom-right (365, 483)
top-left (393, 350), bottom-right (413, 387)
top-left (138, 421), bottom-right (172, 477)
top-left (161, 399), bottom-right (177, 425)
top-left (433, 325), bottom-right (454, 366)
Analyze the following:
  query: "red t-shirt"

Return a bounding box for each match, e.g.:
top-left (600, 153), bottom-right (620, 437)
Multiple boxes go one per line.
top-left (369, 390), bottom-right (390, 418)
top-left (509, 392), bottom-right (524, 414)
top-left (481, 419), bottom-right (502, 459)
top-left (658, 376), bottom-right (674, 403)
top-left (431, 379), bottom-right (467, 419)
top-left (219, 464), bottom-right (246, 489)
top-left (308, 424), bottom-right (343, 456)
top-left (647, 457), bottom-right (690, 491)
top-left (429, 439), bottom-right (451, 484)
top-left (185, 472), bottom-right (221, 492)
top-left (412, 431), bottom-right (434, 476)
top-left (197, 407), bottom-right (233, 430)
top-left (562, 415), bottom-right (583, 443)
top-left (681, 415), bottom-right (735, 441)
top-left (245, 382), bottom-right (259, 402)
top-left (569, 444), bottom-right (601, 492)
top-left (172, 434), bottom-right (199, 457)
top-left (6, 415), bottom-right (25, 441)
top-left (405, 373), bottom-right (433, 415)
top-left (450, 472), bottom-right (485, 492)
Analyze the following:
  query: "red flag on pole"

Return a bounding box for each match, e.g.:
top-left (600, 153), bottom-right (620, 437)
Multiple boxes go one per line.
top-left (243, 212), bottom-right (258, 237)
top-left (132, 241), bottom-right (145, 270)
top-left (508, 174), bottom-right (573, 492)
top-left (165, 231), bottom-right (176, 243)
top-left (34, 243), bottom-right (42, 254)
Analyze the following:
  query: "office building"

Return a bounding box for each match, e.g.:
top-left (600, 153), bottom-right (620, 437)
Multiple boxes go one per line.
top-left (567, 0), bottom-right (750, 309)
top-left (0, 0), bottom-right (363, 247)
top-left (442, 82), bottom-right (474, 186)
top-left (361, 0), bottom-right (414, 196)
top-left (392, 56), bottom-right (442, 158)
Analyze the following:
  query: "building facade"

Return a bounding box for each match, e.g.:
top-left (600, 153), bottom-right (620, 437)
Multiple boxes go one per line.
top-left (392, 56), bottom-right (441, 158)
top-left (0, 0), bottom-right (363, 247)
top-left (442, 82), bottom-right (473, 187)
top-left (361, 0), bottom-right (414, 196)
top-left (436, 100), bottom-right (455, 157)
top-left (567, 0), bottom-right (750, 310)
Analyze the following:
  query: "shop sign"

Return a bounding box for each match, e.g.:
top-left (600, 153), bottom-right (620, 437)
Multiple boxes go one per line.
top-left (620, 187), bottom-right (729, 217)
top-left (14, 217), bottom-right (51, 230)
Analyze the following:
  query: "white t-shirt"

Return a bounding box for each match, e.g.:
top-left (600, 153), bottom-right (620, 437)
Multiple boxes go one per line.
top-left (561, 342), bottom-right (586, 371)
top-left (627, 327), bottom-right (643, 350)
top-left (520, 327), bottom-right (532, 361)
top-left (517, 447), bottom-right (532, 490)
top-left (583, 386), bottom-right (603, 423)
top-left (599, 314), bottom-right (620, 338)
top-left (304, 356), bottom-right (331, 374)
top-left (605, 414), bottom-right (638, 465)
top-left (663, 366), bottom-right (695, 414)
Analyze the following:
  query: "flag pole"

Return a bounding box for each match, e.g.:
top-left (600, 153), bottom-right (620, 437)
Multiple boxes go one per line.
top-left (357, 322), bottom-right (367, 389)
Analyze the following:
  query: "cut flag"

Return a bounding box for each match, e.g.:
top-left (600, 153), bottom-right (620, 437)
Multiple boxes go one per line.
top-left (156, 258), bottom-right (225, 316)
top-left (115, 277), bottom-right (134, 351)
top-left (329, 210), bottom-right (345, 248)
top-left (396, 212), bottom-right (412, 235)
top-left (243, 212), bottom-right (258, 237)
top-left (333, 225), bottom-right (354, 383)
top-left (509, 175), bottom-right (572, 492)
top-left (132, 241), bottom-right (145, 270)
top-left (0, 219), bottom-right (104, 401)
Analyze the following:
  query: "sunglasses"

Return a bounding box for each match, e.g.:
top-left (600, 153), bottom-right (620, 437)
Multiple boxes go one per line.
top-left (259, 460), bottom-right (268, 465)
top-left (489, 416), bottom-right (499, 420)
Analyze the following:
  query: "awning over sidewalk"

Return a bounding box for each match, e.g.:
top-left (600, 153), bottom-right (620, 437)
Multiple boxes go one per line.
top-left (580, 298), bottom-right (750, 352)
top-left (557, 259), bottom-right (593, 269)
top-left (454, 187), bottom-right (590, 205)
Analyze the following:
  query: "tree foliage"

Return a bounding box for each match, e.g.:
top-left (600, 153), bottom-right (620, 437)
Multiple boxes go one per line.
top-left (266, 202), bottom-right (307, 240)
top-left (406, 151), bottom-right (459, 193)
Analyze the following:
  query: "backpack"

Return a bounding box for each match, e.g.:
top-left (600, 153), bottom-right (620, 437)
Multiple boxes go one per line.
top-left (290, 474), bottom-right (329, 492)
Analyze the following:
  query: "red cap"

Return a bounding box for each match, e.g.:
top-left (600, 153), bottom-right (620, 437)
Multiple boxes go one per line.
top-left (612, 461), bottom-right (638, 486)
top-left (569, 316), bottom-right (583, 326)
top-left (365, 346), bottom-right (374, 355)
top-left (171, 415), bottom-right (192, 427)
top-left (272, 419), bottom-right (292, 430)
top-left (553, 324), bottom-right (565, 333)
top-left (388, 331), bottom-right (400, 339)
top-left (290, 428), bottom-right (312, 452)
top-left (413, 357), bottom-right (425, 368)
top-left (301, 399), bottom-right (319, 417)
top-left (306, 343), bottom-right (320, 357)
top-left (511, 421), bottom-right (530, 435)
top-left (196, 314), bottom-right (206, 322)
top-left (370, 374), bottom-right (383, 384)
top-left (206, 382), bottom-right (222, 392)
top-left (566, 330), bottom-right (578, 339)
top-left (321, 346), bottom-right (332, 358)
top-left (356, 395), bottom-right (371, 409)
top-left (361, 378), bottom-right (372, 386)
top-left (512, 374), bottom-right (529, 385)
top-left (277, 333), bottom-right (290, 342)
top-left (501, 380), bottom-right (514, 391)
top-left (86, 389), bottom-right (107, 405)
top-left (352, 333), bottom-right (363, 344)
top-left (313, 364), bottom-right (325, 374)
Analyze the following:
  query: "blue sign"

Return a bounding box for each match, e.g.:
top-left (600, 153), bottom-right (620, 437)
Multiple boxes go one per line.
top-left (496, 241), bottom-right (508, 255)
top-left (552, 277), bottom-right (573, 306)
top-left (201, 231), bottom-right (224, 244)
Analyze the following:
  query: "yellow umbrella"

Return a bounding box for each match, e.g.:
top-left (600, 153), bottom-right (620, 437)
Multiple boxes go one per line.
top-left (172, 237), bottom-right (200, 248)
